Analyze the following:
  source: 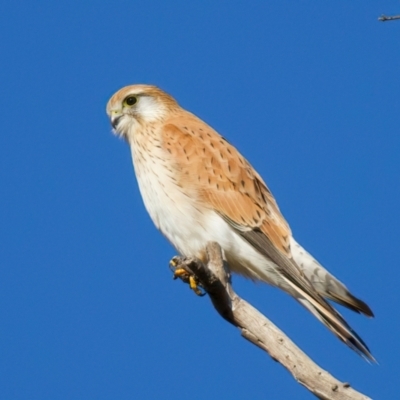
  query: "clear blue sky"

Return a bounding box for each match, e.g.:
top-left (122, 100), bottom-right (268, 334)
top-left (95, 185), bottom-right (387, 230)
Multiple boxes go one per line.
top-left (1, 1), bottom-right (399, 399)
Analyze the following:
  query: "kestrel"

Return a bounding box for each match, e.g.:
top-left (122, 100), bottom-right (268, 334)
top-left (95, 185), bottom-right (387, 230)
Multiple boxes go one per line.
top-left (106, 84), bottom-right (374, 361)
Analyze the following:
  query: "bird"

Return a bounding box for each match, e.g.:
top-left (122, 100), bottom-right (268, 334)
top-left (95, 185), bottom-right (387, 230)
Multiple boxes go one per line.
top-left (106, 84), bottom-right (374, 361)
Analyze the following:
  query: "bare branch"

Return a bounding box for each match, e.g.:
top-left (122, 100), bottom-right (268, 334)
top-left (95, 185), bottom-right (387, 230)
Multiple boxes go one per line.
top-left (170, 242), bottom-right (371, 400)
top-left (378, 14), bottom-right (400, 22)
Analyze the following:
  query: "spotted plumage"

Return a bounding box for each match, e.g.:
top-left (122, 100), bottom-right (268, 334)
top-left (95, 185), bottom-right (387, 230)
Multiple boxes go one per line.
top-left (106, 84), bottom-right (374, 361)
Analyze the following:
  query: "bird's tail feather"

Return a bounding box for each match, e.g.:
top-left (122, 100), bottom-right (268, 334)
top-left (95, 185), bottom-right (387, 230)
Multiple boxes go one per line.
top-left (290, 238), bottom-right (374, 317)
top-left (325, 289), bottom-right (373, 317)
top-left (274, 258), bottom-right (375, 362)
top-left (296, 294), bottom-right (375, 362)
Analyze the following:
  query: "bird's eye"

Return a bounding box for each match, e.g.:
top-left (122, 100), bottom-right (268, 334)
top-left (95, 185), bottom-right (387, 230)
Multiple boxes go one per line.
top-left (124, 96), bottom-right (138, 106)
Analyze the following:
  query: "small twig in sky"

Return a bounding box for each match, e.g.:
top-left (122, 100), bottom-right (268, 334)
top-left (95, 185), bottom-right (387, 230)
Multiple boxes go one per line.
top-left (378, 14), bottom-right (400, 22)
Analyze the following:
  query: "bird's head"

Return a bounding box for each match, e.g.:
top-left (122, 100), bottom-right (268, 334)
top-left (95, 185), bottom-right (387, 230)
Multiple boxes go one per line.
top-left (106, 84), bottom-right (179, 140)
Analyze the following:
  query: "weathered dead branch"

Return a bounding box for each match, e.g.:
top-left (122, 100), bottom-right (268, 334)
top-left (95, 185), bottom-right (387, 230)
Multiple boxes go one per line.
top-left (170, 242), bottom-right (371, 400)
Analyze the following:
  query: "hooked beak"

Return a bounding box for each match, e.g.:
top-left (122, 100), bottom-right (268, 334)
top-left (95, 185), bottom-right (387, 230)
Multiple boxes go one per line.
top-left (110, 110), bottom-right (123, 129)
top-left (111, 116), bottom-right (122, 129)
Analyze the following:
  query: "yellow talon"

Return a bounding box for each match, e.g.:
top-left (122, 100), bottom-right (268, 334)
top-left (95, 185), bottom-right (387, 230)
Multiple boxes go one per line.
top-left (189, 275), bottom-right (204, 296)
top-left (173, 267), bottom-right (189, 279)
top-left (169, 257), bottom-right (179, 268)
top-left (170, 258), bottom-right (206, 296)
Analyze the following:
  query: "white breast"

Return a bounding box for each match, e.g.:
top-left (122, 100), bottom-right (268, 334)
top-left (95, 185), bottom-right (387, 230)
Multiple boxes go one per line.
top-left (129, 139), bottom-right (210, 257)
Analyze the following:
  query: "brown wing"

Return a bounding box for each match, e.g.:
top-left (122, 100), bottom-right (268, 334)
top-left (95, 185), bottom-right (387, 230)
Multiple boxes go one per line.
top-left (159, 116), bottom-right (374, 361)
top-left (160, 114), bottom-right (292, 257)
top-left (160, 117), bottom-right (337, 304)
top-left (160, 116), bottom-right (308, 292)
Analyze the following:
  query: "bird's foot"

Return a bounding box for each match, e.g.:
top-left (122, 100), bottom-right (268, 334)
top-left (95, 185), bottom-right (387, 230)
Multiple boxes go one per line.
top-left (169, 256), bottom-right (206, 296)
